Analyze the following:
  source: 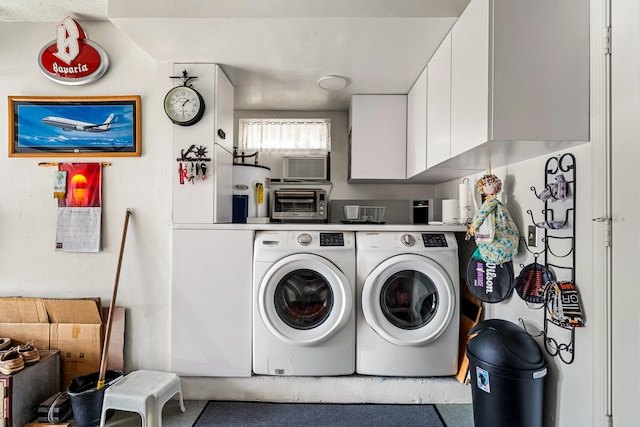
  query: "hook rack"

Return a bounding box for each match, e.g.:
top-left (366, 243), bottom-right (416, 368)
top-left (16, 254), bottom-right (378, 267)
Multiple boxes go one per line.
top-left (176, 144), bottom-right (211, 162)
top-left (521, 153), bottom-right (582, 364)
top-left (176, 144), bottom-right (211, 185)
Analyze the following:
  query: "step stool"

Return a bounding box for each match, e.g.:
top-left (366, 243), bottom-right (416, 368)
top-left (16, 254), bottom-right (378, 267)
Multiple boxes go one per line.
top-left (99, 370), bottom-right (185, 427)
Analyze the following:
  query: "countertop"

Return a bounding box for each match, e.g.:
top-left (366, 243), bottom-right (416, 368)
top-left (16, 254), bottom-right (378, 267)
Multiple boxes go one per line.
top-left (172, 222), bottom-right (467, 232)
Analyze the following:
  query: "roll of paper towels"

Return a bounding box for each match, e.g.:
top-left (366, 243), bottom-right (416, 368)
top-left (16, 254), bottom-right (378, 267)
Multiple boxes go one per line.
top-left (442, 199), bottom-right (459, 224)
top-left (459, 182), bottom-right (478, 220)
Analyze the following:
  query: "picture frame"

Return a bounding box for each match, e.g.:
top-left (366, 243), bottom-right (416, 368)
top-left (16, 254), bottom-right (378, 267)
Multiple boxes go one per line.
top-left (8, 95), bottom-right (141, 157)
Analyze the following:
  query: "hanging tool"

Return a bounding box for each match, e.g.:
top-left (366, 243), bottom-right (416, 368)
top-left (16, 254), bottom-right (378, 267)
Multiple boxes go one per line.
top-left (96, 208), bottom-right (132, 390)
top-left (178, 163), bottom-right (185, 184)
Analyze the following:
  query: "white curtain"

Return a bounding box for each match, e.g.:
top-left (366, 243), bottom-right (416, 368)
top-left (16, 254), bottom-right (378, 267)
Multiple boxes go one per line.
top-left (238, 118), bottom-right (331, 153)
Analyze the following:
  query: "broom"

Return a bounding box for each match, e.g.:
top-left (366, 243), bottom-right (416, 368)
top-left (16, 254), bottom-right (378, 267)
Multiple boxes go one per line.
top-left (96, 208), bottom-right (132, 390)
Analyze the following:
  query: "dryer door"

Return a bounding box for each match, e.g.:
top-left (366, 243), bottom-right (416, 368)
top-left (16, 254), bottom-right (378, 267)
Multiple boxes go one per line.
top-left (258, 253), bottom-right (352, 346)
top-left (362, 254), bottom-right (455, 346)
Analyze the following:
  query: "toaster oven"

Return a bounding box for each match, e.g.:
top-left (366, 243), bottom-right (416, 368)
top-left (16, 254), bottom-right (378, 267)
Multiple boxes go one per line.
top-left (271, 189), bottom-right (327, 222)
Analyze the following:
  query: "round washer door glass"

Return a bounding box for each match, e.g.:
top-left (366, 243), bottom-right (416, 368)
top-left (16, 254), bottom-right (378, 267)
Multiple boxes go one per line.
top-left (258, 253), bottom-right (352, 345)
top-left (362, 254), bottom-right (456, 346)
top-left (380, 270), bottom-right (438, 330)
top-left (274, 268), bottom-right (334, 329)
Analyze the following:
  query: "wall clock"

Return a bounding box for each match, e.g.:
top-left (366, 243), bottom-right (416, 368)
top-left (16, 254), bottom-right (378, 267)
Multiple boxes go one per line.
top-left (164, 70), bottom-right (205, 126)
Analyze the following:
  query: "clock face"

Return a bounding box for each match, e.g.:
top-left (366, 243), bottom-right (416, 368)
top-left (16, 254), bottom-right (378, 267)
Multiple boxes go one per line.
top-left (164, 86), bottom-right (205, 126)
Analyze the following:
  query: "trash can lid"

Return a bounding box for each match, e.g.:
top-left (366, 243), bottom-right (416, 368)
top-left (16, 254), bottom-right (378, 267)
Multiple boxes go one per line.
top-left (467, 319), bottom-right (545, 370)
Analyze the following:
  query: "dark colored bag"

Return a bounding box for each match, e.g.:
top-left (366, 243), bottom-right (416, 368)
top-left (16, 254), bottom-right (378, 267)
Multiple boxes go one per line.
top-left (466, 248), bottom-right (514, 303)
top-left (515, 261), bottom-right (555, 303)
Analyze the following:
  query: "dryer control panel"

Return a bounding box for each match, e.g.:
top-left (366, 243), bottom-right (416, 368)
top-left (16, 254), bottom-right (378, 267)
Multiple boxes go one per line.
top-left (421, 233), bottom-right (448, 247)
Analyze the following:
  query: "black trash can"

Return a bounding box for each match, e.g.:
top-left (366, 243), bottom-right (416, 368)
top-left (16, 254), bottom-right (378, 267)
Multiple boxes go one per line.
top-left (466, 319), bottom-right (547, 427)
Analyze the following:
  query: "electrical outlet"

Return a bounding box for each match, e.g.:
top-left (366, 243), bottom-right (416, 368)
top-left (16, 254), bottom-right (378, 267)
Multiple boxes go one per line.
top-left (527, 225), bottom-right (537, 247)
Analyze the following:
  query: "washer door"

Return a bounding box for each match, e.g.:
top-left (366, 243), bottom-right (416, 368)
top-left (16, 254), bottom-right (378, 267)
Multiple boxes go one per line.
top-left (362, 254), bottom-right (455, 346)
top-left (258, 253), bottom-right (352, 346)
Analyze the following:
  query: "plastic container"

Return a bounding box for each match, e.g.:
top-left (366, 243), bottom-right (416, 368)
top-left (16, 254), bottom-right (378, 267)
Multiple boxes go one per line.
top-left (67, 370), bottom-right (123, 427)
top-left (466, 319), bottom-right (547, 427)
top-left (359, 206), bottom-right (386, 223)
top-left (343, 205), bottom-right (360, 221)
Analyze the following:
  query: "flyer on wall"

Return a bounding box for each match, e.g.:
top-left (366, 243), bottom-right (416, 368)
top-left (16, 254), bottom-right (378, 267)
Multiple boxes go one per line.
top-left (55, 163), bottom-right (102, 252)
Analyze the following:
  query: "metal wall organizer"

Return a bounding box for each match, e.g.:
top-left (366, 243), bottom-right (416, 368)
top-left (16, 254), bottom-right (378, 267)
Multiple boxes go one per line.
top-left (176, 144), bottom-right (211, 184)
top-left (520, 153), bottom-right (584, 364)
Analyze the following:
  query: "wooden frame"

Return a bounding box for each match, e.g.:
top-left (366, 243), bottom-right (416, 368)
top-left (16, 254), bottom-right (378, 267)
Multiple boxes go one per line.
top-left (8, 95), bottom-right (141, 157)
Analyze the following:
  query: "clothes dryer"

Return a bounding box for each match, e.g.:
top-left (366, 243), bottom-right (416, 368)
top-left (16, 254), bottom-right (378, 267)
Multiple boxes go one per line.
top-left (253, 230), bottom-right (356, 376)
top-left (356, 231), bottom-right (460, 376)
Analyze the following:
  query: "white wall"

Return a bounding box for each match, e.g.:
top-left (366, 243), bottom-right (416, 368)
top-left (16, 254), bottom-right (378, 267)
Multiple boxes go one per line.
top-left (0, 21), bottom-right (174, 371)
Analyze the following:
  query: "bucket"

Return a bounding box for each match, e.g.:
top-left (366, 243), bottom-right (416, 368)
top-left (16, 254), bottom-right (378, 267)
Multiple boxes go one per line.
top-left (67, 370), bottom-right (123, 427)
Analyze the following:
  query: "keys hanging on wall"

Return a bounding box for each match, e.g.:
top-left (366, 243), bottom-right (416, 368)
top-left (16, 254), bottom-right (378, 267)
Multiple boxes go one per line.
top-left (176, 145), bottom-right (211, 185)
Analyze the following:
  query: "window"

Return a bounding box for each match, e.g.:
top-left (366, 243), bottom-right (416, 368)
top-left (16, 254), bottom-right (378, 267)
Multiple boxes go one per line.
top-left (238, 118), bottom-right (331, 153)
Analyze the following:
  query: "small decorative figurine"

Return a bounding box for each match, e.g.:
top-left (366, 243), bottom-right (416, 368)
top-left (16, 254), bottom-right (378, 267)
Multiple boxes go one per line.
top-left (466, 174), bottom-right (519, 264)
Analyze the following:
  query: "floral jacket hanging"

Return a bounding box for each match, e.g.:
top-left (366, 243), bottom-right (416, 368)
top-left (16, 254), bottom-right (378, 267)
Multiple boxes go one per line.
top-left (466, 174), bottom-right (520, 264)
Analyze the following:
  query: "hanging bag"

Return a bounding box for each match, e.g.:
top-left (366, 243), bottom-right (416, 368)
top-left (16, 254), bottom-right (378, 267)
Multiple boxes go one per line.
top-left (515, 259), bottom-right (555, 304)
top-left (465, 248), bottom-right (515, 303)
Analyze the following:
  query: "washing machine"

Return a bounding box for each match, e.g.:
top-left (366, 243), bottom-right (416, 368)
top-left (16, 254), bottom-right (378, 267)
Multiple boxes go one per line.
top-left (253, 230), bottom-right (356, 376)
top-left (356, 231), bottom-right (460, 376)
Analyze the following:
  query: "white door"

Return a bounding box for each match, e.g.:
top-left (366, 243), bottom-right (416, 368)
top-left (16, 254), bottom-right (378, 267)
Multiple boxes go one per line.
top-left (361, 254), bottom-right (456, 346)
top-left (612, 0), bottom-right (640, 424)
top-left (257, 254), bottom-right (352, 345)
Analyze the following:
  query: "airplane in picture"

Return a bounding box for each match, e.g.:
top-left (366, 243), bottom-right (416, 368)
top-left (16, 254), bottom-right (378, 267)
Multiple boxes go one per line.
top-left (42, 113), bottom-right (116, 132)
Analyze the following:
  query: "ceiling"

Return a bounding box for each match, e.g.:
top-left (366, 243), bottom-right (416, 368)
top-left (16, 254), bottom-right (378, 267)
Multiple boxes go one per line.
top-left (1, 0), bottom-right (470, 111)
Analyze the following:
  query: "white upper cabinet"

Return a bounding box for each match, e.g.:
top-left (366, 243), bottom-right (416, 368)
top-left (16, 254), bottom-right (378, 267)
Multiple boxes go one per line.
top-left (349, 95), bottom-right (407, 180)
top-left (426, 32), bottom-right (452, 169)
top-left (406, 68), bottom-right (428, 178)
top-left (172, 64), bottom-right (234, 224)
top-left (446, 0), bottom-right (589, 169)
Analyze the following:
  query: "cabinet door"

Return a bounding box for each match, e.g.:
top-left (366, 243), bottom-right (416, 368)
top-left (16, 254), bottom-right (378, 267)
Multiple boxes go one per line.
top-left (426, 32), bottom-right (452, 168)
top-left (406, 68), bottom-right (428, 178)
top-left (213, 66), bottom-right (234, 223)
top-left (350, 95), bottom-right (407, 180)
top-left (171, 229), bottom-right (253, 376)
top-left (450, 0), bottom-right (490, 158)
top-left (215, 66), bottom-right (234, 153)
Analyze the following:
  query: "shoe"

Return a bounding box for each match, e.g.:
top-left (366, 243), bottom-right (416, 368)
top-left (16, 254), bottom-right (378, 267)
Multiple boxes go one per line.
top-left (0, 338), bottom-right (10, 351)
top-left (0, 348), bottom-right (24, 375)
top-left (18, 340), bottom-right (40, 365)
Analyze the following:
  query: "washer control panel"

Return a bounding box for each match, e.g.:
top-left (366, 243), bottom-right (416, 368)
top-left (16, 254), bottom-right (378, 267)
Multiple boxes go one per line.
top-left (319, 232), bottom-right (345, 246)
top-left (421, 233), bottom-right (448, 247)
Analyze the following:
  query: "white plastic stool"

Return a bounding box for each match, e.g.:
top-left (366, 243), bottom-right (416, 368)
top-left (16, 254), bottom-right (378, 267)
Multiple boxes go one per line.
top-left (99, 370), bottom-right (185, 427)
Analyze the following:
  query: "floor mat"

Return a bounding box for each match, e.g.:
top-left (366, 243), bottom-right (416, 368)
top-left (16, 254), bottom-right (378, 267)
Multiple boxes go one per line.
top-left (193, 401), bottom-right (445, 427)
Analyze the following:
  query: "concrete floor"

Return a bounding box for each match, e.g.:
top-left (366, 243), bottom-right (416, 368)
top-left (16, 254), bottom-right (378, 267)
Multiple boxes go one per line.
top-left (100, 399), bottom-right (474, 427)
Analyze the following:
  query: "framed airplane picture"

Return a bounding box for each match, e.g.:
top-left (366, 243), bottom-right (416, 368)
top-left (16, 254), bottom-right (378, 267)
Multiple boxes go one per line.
top-left (8, 95), bottom-right (141, 157)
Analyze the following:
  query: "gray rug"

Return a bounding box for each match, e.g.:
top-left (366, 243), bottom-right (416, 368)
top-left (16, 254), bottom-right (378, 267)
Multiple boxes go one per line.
top-left (194, 401), bottom-right (445, 426)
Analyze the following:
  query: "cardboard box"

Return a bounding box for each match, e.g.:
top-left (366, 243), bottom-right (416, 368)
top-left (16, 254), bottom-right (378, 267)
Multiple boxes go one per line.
top-left (45, 299), bottom-right (103, 389)
top-left (0, 350), bottom-right (61, 427)
top-left (0, 297), bottom-right (104, 389)
top-left (456, 283), bottom-right (483, 384)
top-left (0, 298), bottom-right (50, 351)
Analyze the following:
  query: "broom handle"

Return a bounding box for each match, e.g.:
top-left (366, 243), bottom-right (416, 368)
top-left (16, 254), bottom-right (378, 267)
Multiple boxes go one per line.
top-left (97, 208), bottom-right (132, 390)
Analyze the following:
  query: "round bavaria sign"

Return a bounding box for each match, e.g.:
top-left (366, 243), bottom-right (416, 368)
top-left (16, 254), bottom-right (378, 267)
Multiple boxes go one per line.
top-left (37, 17), bottom-right (109, 85)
